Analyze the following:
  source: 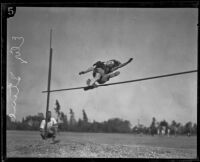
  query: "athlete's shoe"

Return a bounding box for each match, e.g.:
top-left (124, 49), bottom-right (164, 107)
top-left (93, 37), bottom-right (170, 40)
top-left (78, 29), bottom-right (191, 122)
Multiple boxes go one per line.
top-left (84, 83), bottom-right (98, 91)
top-left (128, 58), bottom-right (133, 63)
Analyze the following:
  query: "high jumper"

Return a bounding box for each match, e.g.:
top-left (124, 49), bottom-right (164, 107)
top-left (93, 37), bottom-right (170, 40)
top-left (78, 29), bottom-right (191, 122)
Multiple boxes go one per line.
top-left (79, 58), bottom-right (133, 90)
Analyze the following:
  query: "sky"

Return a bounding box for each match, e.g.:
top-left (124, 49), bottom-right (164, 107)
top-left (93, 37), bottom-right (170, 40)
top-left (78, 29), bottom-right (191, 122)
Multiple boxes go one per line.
top-left (7, 7), bottom-right (197, 126)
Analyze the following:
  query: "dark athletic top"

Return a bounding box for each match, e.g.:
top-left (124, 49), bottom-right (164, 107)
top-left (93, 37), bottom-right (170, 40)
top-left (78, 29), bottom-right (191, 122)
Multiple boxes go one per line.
top-left (93, 61), bottom-right (105, 77)
top-left (92, 60), bottom-right (121, 84)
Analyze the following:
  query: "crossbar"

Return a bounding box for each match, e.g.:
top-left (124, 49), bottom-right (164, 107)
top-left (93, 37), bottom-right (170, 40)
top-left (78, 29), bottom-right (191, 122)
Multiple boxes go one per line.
top-left (42, 70), bottom-right (197, 93)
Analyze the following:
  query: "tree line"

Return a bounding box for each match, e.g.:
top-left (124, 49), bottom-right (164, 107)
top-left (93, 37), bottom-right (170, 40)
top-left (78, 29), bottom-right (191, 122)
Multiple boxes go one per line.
top-left (134, 117), bottom-right (197, 136)
top-left (6, 100), bottom-right (197, 136)
top-left (6, 111), bottom-right (132, 133)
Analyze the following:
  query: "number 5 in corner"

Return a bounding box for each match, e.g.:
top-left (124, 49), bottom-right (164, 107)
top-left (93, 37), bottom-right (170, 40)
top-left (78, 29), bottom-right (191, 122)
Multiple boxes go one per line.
top-left (7, 6), bottom-right (16, 19)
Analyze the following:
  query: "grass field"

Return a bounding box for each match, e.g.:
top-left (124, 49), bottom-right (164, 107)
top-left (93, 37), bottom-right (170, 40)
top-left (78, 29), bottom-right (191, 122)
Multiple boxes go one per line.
top-left (6, 130), bottom-right (197, 158)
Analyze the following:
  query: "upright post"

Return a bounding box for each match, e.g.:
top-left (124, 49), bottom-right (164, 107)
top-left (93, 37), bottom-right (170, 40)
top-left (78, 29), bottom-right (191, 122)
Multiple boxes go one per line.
top-left (45, 29), bottom-right (53, 135)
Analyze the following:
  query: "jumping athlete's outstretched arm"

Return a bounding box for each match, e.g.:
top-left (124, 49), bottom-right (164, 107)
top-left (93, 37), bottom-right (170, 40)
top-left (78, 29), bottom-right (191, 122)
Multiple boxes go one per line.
top-left (79, 66), bottom-right (95, 75)
top-left (111, 58), bottom-right (133, 72)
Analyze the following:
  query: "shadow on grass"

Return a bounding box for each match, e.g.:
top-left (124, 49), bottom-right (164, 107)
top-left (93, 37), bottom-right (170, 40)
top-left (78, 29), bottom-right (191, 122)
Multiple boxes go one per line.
top-left (51, 140), bottom-right (60, 144)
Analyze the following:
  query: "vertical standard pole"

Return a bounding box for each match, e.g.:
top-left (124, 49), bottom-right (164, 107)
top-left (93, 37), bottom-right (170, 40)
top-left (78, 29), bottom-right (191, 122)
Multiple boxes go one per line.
top-left (45, 29), bottom-right (53, 134)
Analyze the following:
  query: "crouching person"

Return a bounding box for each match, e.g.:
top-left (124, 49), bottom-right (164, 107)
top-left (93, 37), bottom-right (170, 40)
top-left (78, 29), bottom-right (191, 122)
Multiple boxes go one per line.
top-left (40, 111), bottom-right (58, 142)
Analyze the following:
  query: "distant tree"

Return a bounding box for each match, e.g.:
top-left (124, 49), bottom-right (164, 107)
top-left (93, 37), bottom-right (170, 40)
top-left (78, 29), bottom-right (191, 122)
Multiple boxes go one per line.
top-left (37, 113), bottom-right (44, 119)
top-left (159, 120), bottom-right (169, 135)
top-left (169, 120), bottom-right (176, 136)
top-left (124, 120), bottom-right (132, 132)
top-left (150, 117), bottom-right (157, 136)
top-left (69, 108), bottom-right (76, 131)
top-left (137, 124), bottom-right (145, 134)
top-left (54, 100), bottom-right (62, 123)
top-left (160, 120), bottom-right (168, 127)
top-left (53, 100), bottom-right (68, 131)
top-left (77, 118), bottom-right (84, 132)
top-left (176, 123), bottom-right (184, 135)
top-left (142, 126), bottom-right (150, 135)
top-left (82, 109), bottom-right (88, 123)
top-left (192, 123), bottom-right (197, 135)
top-left (6, 115), bottom-right (14, 129)
top-left (22, 117), bottom-right (25, 123)
top-left (184, 121), bottom-right (192, 136)
top-left (132, 126), bottom-right (139, 134)
top-left (81, 109), bottom-right (89, 131)
top-left (105, 118), bottom-right (131, 133)
top-left (90, 120), bottom-right (101, 132)
top-left (58, 112), bottom-right (68, 131)
top-left (21, 113), bottom-right (44, 130)
top-left (156, 121), bottom-right (161, 135)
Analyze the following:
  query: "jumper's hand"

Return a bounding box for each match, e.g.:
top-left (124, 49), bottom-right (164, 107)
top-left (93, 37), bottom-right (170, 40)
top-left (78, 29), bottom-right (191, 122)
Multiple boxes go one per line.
top-left (79, 71), bottom-right (85, 75)
top-left (128, 58), bottom-right (133, 63)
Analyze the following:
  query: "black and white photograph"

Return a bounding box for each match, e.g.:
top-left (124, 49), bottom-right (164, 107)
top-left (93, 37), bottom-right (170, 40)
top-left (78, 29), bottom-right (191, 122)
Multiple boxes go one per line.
top-left (4, 5), bottom-right (197, 158)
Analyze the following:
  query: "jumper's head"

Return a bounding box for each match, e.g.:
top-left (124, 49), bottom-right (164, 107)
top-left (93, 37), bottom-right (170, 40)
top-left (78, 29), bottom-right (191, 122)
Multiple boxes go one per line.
top-left (105, 60), bottom-right (121, 67)
top-left (105, 60), bottom-right (114, 67)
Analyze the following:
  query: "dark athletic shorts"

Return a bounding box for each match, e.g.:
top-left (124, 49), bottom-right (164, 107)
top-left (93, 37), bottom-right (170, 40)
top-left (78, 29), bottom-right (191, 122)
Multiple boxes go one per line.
top-left (93, 68), bottom-right (111, 84)
top-left (93, 68), bottom-right (104, 84)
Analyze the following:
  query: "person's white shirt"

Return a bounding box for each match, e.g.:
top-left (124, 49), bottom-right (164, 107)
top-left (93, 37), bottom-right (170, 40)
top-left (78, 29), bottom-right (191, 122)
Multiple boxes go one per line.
top-left (40, 117), bottom-right (57, 129)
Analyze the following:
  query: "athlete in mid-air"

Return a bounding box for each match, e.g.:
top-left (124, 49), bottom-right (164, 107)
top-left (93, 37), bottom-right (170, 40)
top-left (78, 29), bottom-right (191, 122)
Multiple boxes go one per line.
top-left (79, 58), bottom-right (133, 90)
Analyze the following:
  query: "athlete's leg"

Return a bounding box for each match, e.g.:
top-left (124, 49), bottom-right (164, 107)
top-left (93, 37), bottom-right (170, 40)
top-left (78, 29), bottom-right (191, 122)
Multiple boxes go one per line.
top-left (87, 68), bottom-right (104, 86)
top-left (100, 71), bottom-right (120, 83)
top-left (108, 71), bottom-right (120, 78)
top-left (40, 129), bottom-right (46, 140)
top-left (110, 58), bottom-right (133, 72)
top-left (50, 126), bottom-right (58, 142)
top-left (87, 72), bottom-right (102, 86)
